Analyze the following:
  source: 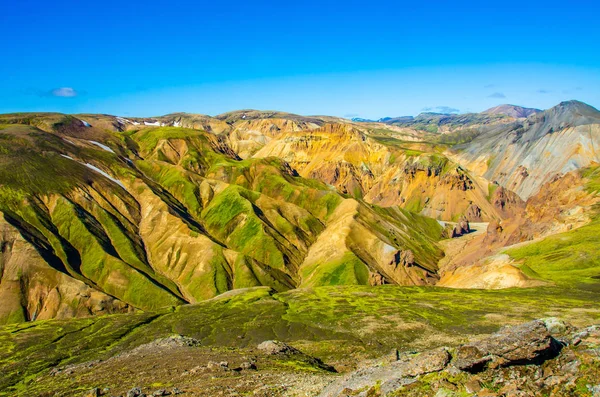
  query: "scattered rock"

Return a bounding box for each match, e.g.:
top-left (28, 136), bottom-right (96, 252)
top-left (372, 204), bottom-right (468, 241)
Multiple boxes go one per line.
top-left (401, 347), bottom-right (451, 377)
top-left (571, 325), bottom-right (600, 346)
top-left (257, 340), bottom-right (336, 373)
top-left (380, 377), bottom-right (418, 395)
top-left (464, 379), bottom-right (482, 393)
top-left (83, 388), bottom-right (100, 397)
top-left (50, 360), bottom-right (102, 376)
top-left (240, 361), bottom-right (257, 370)
top-left (207, 361), bottom-right (229, 371)
top-left (152, 390), bottom-right (170, 396)
top-left (145, 335), bottom-right (201, 348)
top-left (126, 387), bottom-right (145, 397)
top-left (318, 348), bottom-right (450, 396)
top-left (384, 348), bottom-right (399, 363)
top-left (318, 319), bottom-right (592, 396)
top-left (542, 317), bottom-right (568, 335)
top-left (587, 384), bottom-right (600, 396)
top-left (257, 340), bottom-right (300, 355)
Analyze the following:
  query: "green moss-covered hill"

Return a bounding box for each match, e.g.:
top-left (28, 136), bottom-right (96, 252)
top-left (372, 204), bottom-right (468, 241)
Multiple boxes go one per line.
top-left (0, 114), bottom-right (445, 325)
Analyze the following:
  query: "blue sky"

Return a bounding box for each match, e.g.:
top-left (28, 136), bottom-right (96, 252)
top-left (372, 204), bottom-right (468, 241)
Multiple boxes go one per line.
top-left (1, 0), bottom-right (599, 118)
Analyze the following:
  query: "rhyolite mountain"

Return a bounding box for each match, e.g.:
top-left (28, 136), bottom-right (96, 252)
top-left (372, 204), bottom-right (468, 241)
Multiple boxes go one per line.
top-left (450, 100), bottom-right (600, 199)
top-left (0, 115), bottom-right (443, 324)
top-left (482, 104), bottom-right (541, 118)
top-left (0, 100), bottom-right (599, 325)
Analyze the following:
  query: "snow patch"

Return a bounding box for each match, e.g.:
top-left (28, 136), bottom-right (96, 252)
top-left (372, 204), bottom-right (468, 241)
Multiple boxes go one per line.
top-left (58, 155), bottom-right (125, 189)
top-left (83, 163), bottom-right (126, 189)
top-left (173, 120), bottom-right (182, 127)
top-left (89, 140), bottom-right (115, 154)
top-left (116, 117), bottom-right (140, 126)
top-left (80, 120), bottom-right (91, 127)
top-left (144, 121), bottom-right (161, 126)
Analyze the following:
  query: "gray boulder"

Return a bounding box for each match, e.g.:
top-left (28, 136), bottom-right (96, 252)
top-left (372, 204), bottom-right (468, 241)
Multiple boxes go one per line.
top-left (454, 320), bottom-right (561, 372)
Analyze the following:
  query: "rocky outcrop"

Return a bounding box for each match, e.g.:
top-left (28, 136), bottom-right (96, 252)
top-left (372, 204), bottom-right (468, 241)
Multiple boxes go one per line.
top-left (491, 186), bottom-right (526, 218)
top-left (257, 340), bottom-right (336, 372)
top-left (319, 348), bottom-right (451, 397)
top-left (451, 217), bottom-right (471, 238)
top-left (453, 320), bottom-right (561, 372)
top-left (464, 204), bottom-right (482, 222)
top-left (257, 340), bottom-right (300, 355)
top-left (319, 319), bottom-right (598, 397)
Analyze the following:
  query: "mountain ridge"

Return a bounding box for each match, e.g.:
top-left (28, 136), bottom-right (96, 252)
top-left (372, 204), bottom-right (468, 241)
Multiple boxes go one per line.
top-left (0, 99), bottom-right (599, 325)
top-left (483, 104), bottom-right (541, 118)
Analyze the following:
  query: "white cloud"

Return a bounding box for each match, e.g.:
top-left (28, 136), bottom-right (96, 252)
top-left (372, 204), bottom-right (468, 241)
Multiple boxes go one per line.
top-left (50, 87), bottom-right (78, 97)
top-left (422, 106), bottom-right (460, 114)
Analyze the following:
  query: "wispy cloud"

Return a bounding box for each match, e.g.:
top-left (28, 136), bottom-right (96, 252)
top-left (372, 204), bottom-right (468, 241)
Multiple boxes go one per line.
top-left (19, 87), bottom-right (82, 98)
top-left (49, 87), bottom-right (78, 97)
top-left (488, 92), bottom-right (506, 99)
top-left (422, 106), bottom-right (460, 114)
top-left (536, 89), bottom-right (551, 94)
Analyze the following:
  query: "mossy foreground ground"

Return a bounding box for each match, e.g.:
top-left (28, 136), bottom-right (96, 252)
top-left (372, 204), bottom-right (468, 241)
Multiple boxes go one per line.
top-left (1, 284), bottom-right (599, 396)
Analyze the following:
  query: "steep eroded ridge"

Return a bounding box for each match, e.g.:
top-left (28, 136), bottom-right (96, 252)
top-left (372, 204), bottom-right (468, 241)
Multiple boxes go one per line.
top-left (0, 117), bottom-right (445, 324)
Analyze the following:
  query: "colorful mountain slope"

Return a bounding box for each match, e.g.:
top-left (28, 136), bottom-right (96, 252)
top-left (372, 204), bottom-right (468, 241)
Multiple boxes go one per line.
top-left (0, 115), bottom-right (445, 324)
top-left (450, 101), bottom-right (600, 199)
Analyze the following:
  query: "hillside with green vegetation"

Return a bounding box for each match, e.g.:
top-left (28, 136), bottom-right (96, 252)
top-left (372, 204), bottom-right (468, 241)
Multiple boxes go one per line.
top-left (506, 166), bottom-right (600, 292)
top-left (0, 114), bottom-right (446, 325)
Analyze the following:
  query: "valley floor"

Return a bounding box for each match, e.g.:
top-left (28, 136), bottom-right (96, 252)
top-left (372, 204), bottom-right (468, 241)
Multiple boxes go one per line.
top-left (1, 284), bottom-right (599, 396)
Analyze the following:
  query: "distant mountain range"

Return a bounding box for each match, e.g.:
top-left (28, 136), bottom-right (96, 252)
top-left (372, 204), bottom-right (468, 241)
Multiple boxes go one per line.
top-left (352, 104), bottom-right (543, 125)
